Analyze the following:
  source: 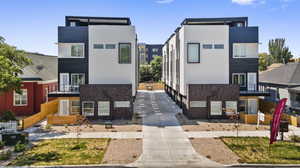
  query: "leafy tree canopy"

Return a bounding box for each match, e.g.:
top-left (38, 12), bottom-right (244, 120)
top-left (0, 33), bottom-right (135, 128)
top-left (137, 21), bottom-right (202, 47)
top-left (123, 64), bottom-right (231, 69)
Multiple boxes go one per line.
top-left (268, 38), bottom-right (293, 64)
top-left (0, 36), bottom-right (32, 94)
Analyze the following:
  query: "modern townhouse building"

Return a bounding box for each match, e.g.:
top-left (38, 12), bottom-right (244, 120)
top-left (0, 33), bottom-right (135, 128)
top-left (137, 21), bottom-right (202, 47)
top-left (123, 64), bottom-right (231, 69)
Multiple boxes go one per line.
top-left (49, 16), bottom-right (138, 120)
top-left (162, 17), bottom-right (269, 119)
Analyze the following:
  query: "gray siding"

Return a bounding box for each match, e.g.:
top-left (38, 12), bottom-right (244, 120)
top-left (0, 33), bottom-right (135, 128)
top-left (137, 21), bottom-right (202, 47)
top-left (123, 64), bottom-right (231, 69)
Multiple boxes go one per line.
top-left (229, 27), bottom-right (259, 91)
top-left (58, 26), bottom-right (89, 83)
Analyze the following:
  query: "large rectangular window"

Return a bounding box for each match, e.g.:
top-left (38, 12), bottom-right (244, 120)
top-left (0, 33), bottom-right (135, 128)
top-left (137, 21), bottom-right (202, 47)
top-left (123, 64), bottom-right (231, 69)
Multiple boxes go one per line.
top-left (247, 99), bottom-right (258, 114)
top-left (71, 73), bottom-right (85, 92)
top-left (119, 43), bottom-right (131, 64)
top-left (71, 44), bottom-right (84, 57)
top-left (187, 43), bottom-right (200, 63)
top-left (14, 89), bottom-right (28, 106)
top-left (210, 101), bottom-right (222, 116)
top-left (98, 101), bottom-right (110, 116)
top-left (233, 43), bottom-right (258, 58)
top-left (232, 73), bottom-right (246, 87)
top-left (225, 101), bottom-right (238, 114)
top-left (82, 101), bottom-right (94, 116)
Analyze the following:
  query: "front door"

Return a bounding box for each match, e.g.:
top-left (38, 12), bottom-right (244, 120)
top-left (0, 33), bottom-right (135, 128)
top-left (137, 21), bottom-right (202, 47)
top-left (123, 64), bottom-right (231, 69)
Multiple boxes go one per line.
top-left (60, 73), bottom-right (69, 92)
top-left (247, 73), bottom-right (257, 91)
top-left (59, 100), bottom-right (69, 116)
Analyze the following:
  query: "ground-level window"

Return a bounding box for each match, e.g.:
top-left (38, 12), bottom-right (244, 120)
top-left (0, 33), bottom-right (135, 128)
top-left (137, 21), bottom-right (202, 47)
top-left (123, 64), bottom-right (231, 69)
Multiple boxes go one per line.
top-left (82, 101), bottom-right (94, 116)
top-left (210, 101), bottom-right (222, 116)
top-left (71, 100), bottom-right (80, 115)
top-left (119, 43), bottom-right (131, 64)
top-left (187, 43), bottom-right (200, 63)
top-left (239, 100), bottom-right (247, 113)
top-left (190, 101), bottom-right (207, 108)
top-left (114, 101), bottom-right (130, 108)
top-left (98, 101), bottom-right (110, 116)
top-left (232, 73), bottom-right (246, 87)
top-left (14, 89), bottom-right (28, 106)
top-left (225, 101), bottom-right (238, 114)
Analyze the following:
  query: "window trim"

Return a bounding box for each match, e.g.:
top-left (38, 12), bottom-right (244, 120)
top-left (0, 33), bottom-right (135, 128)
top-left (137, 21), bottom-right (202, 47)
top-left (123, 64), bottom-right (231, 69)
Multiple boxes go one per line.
top-left (232, 73), bottom-right (247, 87)
top-left (118, 43), bottom-right (132, 64)
top-left (187, 43), bottom-right (200, 63)
top-left (13, 89), bottom-right (28, 106)
top-left (82, 101), bottom-right (95, 116)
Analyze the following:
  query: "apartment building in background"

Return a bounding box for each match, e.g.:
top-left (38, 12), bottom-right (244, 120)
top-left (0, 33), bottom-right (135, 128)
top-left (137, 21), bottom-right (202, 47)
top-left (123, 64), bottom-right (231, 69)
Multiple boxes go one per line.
top-left (138, 43), bottom-right (163, 64)
top-left (49, 16), bottom-right (138, 119)
top-left (162, 17), bottom-right (269, 119)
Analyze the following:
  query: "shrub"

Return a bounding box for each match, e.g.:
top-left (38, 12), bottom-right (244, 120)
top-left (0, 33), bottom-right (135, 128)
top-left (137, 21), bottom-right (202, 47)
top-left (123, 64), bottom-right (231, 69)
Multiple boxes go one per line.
top-left (14, 141), bottom-right (26, 152)
top-left (0, 141), bottom-right (4, 149)
top-left (0, 150), bottom-right (11, 161)
top-left (70, 142), bottom-right (87, 150)
top-left (0, 110), bottom-right (17, 122)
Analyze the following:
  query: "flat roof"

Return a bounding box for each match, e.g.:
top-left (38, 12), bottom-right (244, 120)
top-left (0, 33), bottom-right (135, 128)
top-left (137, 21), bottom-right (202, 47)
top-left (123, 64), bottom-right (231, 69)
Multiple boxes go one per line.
top-left (66, 16), bottom-right (131, 25)
top-left (181, 17), bottom-right (248, 25)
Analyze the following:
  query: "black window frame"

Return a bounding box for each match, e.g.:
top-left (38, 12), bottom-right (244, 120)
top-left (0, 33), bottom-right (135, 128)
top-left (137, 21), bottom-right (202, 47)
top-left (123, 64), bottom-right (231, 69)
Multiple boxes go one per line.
top-left (118, 43), bottom-right (131, 64)
top-left (232, 73), bottom-right (246, 87)
top-left (187, 43), bottom-right (200, 63)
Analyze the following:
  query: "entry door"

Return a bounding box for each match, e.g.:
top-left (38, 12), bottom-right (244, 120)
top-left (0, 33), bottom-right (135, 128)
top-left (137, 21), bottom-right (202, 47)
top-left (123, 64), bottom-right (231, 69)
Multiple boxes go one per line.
top-left (60, 73), bottom-right (69, 92)
top-left (247, 73), bottom-right (257, 91)
top-left (59, 100), bottom-right (69, 116)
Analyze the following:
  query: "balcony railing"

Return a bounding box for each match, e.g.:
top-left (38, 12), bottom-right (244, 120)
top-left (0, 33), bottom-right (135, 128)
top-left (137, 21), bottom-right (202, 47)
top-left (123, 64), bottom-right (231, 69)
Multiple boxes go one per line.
top-left (240, 84), bottom-right (270, 96)
top-left (48, 84), bottom-right (80, 95)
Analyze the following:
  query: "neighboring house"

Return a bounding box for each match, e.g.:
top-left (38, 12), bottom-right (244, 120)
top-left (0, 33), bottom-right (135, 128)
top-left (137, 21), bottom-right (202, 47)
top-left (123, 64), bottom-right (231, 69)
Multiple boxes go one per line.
top-left (138, 43), bottom-right (163, 64)
top-left (49, 16), bottom-right (138, 119)
top-left (0, 52), bottom-right (58, 116)
top-left (162, 17), bottom-right (269, 119)
top-left (260, 63), bottom-right (300, 112)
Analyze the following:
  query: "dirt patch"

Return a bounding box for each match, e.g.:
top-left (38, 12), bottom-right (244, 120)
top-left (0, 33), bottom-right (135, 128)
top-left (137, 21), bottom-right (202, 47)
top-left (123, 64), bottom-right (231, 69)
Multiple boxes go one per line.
top-left (177, 113), bottom-right (269, 131)
top-left (49, 119), bottom-right (142, 133)
top-left (102, 138), bottom-right (142, 164)
top-left (190, 138), bottom-right (240, 165)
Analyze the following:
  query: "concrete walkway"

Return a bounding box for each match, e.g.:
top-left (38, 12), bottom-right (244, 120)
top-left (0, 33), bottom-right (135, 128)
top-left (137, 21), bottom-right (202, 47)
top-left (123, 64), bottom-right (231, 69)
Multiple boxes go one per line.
top-left (130, 90), bottom-right (222, 168)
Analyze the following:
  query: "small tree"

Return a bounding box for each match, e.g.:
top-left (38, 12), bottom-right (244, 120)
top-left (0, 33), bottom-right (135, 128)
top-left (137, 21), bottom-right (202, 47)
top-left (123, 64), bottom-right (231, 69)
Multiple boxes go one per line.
top-left (268, 38), bottom-right (293, 64)
top-left (0, 36), bottom-right (32, 94)
top-left (259, 53), bottom-right (272, 71)
top-left (139, 65), bottom-right (152, 82)
top-left (150, 56), bottom-right (162, 82)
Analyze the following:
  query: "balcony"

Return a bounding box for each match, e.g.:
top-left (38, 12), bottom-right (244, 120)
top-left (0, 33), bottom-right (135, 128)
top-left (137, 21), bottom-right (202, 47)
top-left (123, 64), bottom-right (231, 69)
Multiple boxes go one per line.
top-left (240, 84), bottom-right (270, 96)
top-left (48, 84), bottom-right (80, 97)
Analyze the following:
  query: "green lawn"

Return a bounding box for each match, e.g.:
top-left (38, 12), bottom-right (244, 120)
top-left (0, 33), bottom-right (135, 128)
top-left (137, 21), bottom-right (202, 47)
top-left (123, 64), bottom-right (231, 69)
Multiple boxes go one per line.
top-left (221, 137), bottom-right (300, 164)
top-left (10, 138), bottom-right (110, 166)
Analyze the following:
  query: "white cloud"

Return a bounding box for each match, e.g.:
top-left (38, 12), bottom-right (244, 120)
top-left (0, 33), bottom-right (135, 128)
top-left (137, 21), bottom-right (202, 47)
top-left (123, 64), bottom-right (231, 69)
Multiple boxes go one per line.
top-left (232, 0), bottom-right (265, 5)
top-left (156, 0), bottom-right (175, 4)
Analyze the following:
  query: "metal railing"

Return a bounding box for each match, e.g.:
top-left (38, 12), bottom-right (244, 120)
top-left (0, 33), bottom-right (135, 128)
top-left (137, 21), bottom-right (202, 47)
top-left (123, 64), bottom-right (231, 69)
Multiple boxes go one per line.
top-left (49, 84), bottom-right (80, 94)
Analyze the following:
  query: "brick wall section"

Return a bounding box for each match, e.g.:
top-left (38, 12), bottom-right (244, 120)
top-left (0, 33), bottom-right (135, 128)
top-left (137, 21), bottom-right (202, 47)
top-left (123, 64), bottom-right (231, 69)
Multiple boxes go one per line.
top-left (184, 84), bottom-right (240, 119)
top-left (80, 84), bottom-right (133, 119)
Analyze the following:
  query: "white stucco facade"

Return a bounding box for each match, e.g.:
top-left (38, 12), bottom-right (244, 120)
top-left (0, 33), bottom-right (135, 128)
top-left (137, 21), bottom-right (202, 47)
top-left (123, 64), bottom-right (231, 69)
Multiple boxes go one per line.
top-left (88, 25), bottom-right (137, 96)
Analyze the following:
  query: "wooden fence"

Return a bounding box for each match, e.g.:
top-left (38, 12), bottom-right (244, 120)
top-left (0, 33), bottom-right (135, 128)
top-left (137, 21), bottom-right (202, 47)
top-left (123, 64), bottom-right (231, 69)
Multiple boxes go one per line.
top-left (21, 99), bottom-right (58, 129)
top-left (47, 115), bottom-right (81, 125)
top-left (138, 83), bottom-right (164, 90)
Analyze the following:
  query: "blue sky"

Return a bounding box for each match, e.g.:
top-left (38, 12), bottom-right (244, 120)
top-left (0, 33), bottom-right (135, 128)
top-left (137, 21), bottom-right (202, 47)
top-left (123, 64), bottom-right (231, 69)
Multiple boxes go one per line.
top-left (0, 0), bottom-right (299, 57)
